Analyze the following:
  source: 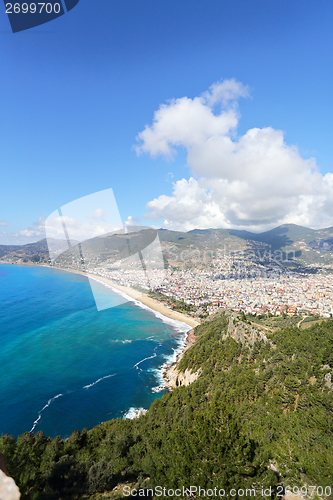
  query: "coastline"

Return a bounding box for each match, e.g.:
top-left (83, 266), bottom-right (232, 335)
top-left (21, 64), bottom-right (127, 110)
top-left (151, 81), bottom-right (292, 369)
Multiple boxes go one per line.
top-left (85, 273), bottom-right (200, 396)
top-left (148, 326), bottom-right (198, 394)
top-left (161, 328), bottom-right (198, 390)
top-left (1, 261), bottom-right (199, 341)
top-left (2, 263), bottom-right (201, 400)
top-left (86, 273), bottom-right (200, 329)
top-left (0, 263), bottom-right (199, 329)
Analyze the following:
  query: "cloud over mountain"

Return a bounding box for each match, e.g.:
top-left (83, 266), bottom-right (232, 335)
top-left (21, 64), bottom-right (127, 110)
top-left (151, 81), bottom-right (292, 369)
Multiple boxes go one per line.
top-left (135, 79), bottom-right (333, 232)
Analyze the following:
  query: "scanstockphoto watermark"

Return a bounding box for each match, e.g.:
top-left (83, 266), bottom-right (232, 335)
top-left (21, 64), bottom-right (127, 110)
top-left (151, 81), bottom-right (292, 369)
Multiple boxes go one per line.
top-left (165, 245), bottom-right (296, 266)
top-left (123, 485), bottom-right (332, 498)
top-left (165, 245), bottom-right (296, 280)
top-left (123, 485), bottom-right (272, 497)
top-left (45, 188), bottom-right (165, 312)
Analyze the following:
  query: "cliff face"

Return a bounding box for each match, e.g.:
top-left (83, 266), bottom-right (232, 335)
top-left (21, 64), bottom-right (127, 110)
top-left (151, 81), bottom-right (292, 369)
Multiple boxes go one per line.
top-left (164, 365), bottom-right (201, 389)
top-left (163, 312), bottom-right (269, 390)
top-left (163, 328), bottom-right (201, 389)
top-left (0, 470), bottom-right (21, 500)
top-left (223, 311), bottom-right (268, 346)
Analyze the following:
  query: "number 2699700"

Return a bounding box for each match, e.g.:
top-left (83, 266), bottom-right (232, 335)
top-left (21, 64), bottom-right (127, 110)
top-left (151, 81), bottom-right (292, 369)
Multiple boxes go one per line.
top-left (6, 3), bottom-right (61, 14)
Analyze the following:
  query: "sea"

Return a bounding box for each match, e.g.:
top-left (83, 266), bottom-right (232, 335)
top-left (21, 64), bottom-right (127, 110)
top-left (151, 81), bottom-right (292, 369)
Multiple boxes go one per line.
top-left (0, 264), bottom-right (190, 439)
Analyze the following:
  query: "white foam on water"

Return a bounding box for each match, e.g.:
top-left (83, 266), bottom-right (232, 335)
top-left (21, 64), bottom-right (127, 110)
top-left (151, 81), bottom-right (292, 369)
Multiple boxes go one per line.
top-left (30, 393), bottom-right (63, 432)
top-left (83, 373), bottom-right (117, 389)
top-left (88, 276), bottom-right (191, 334)
top-left (29, 372), bottom-right (118, 434)
top-left (150, 327), bottom-right (191, 393)
top-left (133, 353), bottom-right (157, 369)
top-left (123, 407), bottom-right (147, 420)
top-left (110, 339), bottom-right (133, 344)
top-left (89, 275), bottom-right (193, 396)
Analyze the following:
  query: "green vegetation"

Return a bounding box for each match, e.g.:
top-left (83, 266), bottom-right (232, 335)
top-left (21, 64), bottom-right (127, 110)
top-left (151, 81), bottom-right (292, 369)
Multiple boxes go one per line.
top-left (148, 291), bottom-right (197, 314)
top-left (298, 316), bottom-right (324, 330)
top-left (249, 314), bottom-right (302, 331)
top-left (0, 240), bottom-right (50, 264)
top-left (1, 313), bottom-right (333, 499)
top-left (3, 222), bottom-right (333, 267)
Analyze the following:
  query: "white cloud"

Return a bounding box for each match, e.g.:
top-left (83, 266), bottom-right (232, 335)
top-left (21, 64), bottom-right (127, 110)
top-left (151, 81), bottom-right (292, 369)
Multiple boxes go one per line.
top-left (0, 215), bottom-right (46, 244)
top-left (0, 221), bottom-right (8, 227)
top-left (44, 214), bottom-right (122, 242)
top-left (87, 208), bottom-right (112, 221)
top-left (201, 79), bottom-right (250, 108)
top-left (0, 213), bottom-right (115, 245)
top-left (33, 214), bottom-right (46, 227)
top-left (124, 216), bottom-right (141, 226)
top-left (20, 214), bottom-right (46, 239)
top-left (136, 79), bottom-right (333, 231)
top-left (20, 229), bottom-right (43, 238)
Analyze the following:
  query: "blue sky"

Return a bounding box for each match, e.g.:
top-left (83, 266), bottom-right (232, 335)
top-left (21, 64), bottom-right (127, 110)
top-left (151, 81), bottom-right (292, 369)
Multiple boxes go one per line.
top-left (1, 0), bottom-right (333, 243)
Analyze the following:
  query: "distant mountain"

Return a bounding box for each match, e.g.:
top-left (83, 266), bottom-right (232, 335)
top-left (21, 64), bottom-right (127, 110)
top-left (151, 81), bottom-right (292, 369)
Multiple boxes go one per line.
top-left (1, 223), bottom-right (333, 268)
top-left (0, 238), bottom-right (78, 263)
top-left (0, 244), bottom-right (21, 259)
top-left (0, 239), bottom-right (50, 263)
top-left (158, 224), bottom-right (333, 266)
top-left (181, 224), bottom-right (319, 249)
top-left (253, 223), bottom-right (317, 247)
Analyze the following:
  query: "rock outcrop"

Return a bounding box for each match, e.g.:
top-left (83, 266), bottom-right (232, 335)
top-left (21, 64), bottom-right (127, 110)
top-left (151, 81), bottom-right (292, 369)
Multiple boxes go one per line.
top-left (162, 328), bottom-right (201, 390)
top-left (222, 311), bottom-right (269, 346)
top-left (164, 365), bottom-right (201, 389)
top-left (321, 365), bottom-right (333, 389)
top-left (163, 312), bottom-right (270, 390)
top-left (0, 470), bottom-right (20, 500)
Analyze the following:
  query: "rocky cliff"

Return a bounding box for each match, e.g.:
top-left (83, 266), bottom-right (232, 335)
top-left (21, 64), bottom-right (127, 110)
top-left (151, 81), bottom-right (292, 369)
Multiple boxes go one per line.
top-left (164, 365), bottom-right (201, 389)
top-left (222, 311), bottom-right (269, 345)
top-left (163, 311), bottom-right (270, 389)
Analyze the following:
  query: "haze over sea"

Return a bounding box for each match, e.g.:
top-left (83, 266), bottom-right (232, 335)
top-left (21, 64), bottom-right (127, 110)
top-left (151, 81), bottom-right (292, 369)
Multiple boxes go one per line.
top-left (0, 264), bottom-right (189, 438)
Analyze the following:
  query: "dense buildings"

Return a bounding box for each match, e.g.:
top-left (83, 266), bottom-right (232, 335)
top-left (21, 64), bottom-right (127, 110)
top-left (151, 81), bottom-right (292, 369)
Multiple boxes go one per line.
top-left (88, 252), bottom-right (333, 318)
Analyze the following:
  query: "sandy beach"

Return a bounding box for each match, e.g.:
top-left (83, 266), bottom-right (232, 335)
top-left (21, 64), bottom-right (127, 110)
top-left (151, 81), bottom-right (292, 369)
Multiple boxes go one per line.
top-left (2, 263), bottom-right (200, 329)
top-left (5, 263), bottom-right (200, 329)
top-left (86, 273), bottom-right (201, 393)
top-left (86, 273), bottom-right (200, 328)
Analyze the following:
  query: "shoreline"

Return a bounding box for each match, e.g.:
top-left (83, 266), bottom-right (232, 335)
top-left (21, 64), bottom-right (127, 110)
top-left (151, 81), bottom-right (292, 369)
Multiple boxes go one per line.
top-left (85, 273), bottom-right (201, 399)
top-left (2, 263), bottom-right (200, 398)
top-left (162, 328), bottom-right (198, 389)
top-left (0, 263), bottom-right (199, 329)
top-left (85, 273), bottom-right (200, 395)
top-left (149, 327), bottom-right (198, 395)
top-left (86, 273), bottom-right (200, 329)
top-left (2, 262), bottom-right (202, 424)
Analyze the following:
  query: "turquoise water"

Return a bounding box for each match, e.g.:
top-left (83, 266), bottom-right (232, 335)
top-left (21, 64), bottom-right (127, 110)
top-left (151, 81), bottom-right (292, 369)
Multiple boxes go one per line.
top-left (0, 265), bottom-right (189, 438)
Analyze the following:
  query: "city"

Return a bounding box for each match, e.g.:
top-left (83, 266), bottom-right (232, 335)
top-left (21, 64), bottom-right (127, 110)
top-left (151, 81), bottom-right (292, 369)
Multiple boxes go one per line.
top-left (87, 249), bottom-right (333, 318)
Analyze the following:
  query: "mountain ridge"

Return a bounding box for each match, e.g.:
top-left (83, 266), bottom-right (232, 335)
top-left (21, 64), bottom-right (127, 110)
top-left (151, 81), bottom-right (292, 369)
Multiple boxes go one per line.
top-left (1, 223), bottom-right (333, 267)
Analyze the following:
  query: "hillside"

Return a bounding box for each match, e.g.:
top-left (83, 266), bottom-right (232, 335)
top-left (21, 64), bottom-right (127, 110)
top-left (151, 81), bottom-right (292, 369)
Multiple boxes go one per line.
top-left (0, 240), bottom-right (49, 262)
top-left (1, 312), bottom-right (333, 499)
top-left (1, 223), bottom-right (333, 270)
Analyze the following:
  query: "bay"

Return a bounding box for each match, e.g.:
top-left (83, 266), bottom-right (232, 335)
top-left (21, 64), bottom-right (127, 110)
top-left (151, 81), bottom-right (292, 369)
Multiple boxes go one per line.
top-left (0, 264), bottom-right (188, 438)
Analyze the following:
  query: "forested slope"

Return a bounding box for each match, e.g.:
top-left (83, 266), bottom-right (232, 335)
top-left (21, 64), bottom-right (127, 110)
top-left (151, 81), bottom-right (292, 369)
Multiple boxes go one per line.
top-left (1, 312), bottom-right (333, 499)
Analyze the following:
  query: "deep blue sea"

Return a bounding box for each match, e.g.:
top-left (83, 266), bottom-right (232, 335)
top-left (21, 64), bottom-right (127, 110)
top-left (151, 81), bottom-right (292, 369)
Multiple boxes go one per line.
top-left (0, 264), bottom-right (189, 438)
